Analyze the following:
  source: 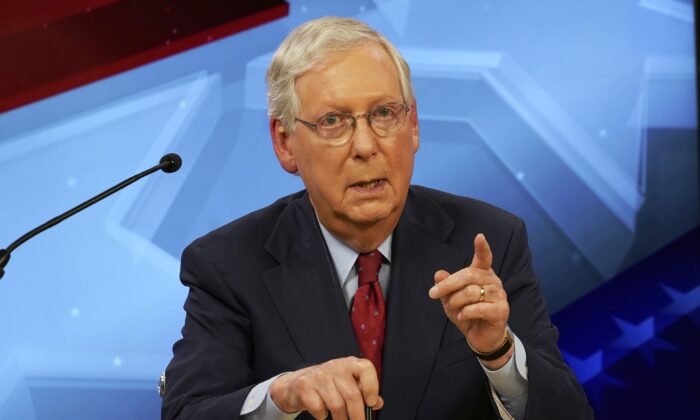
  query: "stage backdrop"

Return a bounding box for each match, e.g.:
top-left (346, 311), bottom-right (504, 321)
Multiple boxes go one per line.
top-left (0, 1), bottom-right (697, 419)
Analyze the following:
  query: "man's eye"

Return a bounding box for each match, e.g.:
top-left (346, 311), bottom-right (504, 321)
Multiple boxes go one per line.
top-left (320, 114), bottom-right (343, 127)
top-left (373, 106), bottom-right (395, 119)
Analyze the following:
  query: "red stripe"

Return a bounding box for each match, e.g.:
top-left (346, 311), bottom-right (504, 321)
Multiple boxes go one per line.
top-left (0, 0), bottom-right (124, 36)
top-left (0, 0), bottom-right (289, 113)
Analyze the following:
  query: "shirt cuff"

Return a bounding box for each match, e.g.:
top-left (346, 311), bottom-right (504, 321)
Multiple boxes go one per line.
top-left (241, 373), bottom-right (300, 419)
top-left (479, 331), bottom-right (528, 419)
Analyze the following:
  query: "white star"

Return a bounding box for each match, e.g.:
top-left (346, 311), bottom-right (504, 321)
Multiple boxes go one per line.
top-left (516, 171), bottom-right (525, 181)
top-left (599, 129), bottom-right (607, 138)
top-left (113, 356), bottom-right (123, 367)
top-left (67, 177), bottom-right (76, 188)
top-left (611, 316), bottom-right (654, 349)
top-left (300, 5), bottom-right (308, 13)
top-left (70, 306), bottom-right (80, 318)
top-left (359, 5), bottom-right (366, 12)
top-left (179, 100), bottom-right (187, 109)
top-left (661, 284), bottom-right (700, 316)
top-left (562, 350), bottom-right (603, 384)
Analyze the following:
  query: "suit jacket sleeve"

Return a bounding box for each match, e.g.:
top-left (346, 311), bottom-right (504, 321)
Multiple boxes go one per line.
top-left (161, 239), bottom-right (255, 420)
top-left (500, 217), bottom-right (593, 419)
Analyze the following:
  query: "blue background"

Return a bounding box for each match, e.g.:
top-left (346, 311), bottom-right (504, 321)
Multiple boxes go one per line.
top-left (0, 1), bottom-right (697, 418)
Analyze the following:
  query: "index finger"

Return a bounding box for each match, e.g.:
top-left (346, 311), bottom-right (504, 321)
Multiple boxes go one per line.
top-left (352, 359), bottom-right (381, 409)
top-left (470, 233), bottom-right (493, 270)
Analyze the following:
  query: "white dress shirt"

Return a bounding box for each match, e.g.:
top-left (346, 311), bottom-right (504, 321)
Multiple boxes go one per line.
top-left (241, 224), bottom-right (529, 419)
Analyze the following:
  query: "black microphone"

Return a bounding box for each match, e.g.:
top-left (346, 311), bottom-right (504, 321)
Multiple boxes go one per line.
top-left (0, 153), bottom-right (182, 280)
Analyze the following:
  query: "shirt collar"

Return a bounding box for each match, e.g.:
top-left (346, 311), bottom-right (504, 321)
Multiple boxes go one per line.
top-left (317, 219), bottom-right (392, 284)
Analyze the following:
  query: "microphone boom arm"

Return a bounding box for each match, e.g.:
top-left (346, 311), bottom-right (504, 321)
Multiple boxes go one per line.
top-left (0, 153), bottom-right (181, 280)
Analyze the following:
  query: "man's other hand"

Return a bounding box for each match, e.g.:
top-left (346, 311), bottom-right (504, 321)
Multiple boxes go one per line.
top-left (269, 356), bottom-right (383, 419)
top-left (429, 234), bottom-right (512, 369)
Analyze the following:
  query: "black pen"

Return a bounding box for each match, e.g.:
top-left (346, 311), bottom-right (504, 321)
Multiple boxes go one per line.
top-left (365, 405), bottom-right (372, 420)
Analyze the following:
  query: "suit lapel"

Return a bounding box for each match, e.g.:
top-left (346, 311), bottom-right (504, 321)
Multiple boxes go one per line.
top-left (260, 189), bottom-right (469, 418)
top-left (381, 190), bottom-right (468, 419)
top-left (261, 194), bottom-right (359, 366)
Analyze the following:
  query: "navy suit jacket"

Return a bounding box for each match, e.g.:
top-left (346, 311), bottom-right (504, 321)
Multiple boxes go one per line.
top-left (162, 186), bottom-right (592, 419)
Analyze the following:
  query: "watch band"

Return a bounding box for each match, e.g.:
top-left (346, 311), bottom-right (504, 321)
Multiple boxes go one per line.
top-left (468, 330), bottom-right (514, 361)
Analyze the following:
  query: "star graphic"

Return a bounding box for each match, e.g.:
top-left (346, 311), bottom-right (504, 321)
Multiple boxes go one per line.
top-left (69, 306), bottom-right (80, 318)
top-left (113, 356), bottom-right (123, 367)
top-left (562, 350), bottom-right (603, 384)
top-left (611, 316), bottom-right (655, 350)
top-left (67, 177), bottom-right (77, 188)
top-left (660, 284), bottom-right (700, 316)
top-left (638, 337), bottom-right (676, 367)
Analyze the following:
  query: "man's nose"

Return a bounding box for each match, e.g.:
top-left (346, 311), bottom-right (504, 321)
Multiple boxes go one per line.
top-left (350, 115), bottom-right (379, 159)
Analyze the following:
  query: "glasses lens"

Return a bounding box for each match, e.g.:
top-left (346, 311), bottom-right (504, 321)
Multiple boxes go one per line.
top-left (316, 113), bottom-right (352, 141)
top-left (370, 103), bottom-right (407, 136)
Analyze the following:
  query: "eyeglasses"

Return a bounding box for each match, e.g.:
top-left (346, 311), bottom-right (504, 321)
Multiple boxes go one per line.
top-left (294, 102), bottom-right (410, 145)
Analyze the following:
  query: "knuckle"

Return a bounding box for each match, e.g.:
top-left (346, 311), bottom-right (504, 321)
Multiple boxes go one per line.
top-left (327, 398), bottom-right (344, 412)
top-left (301, 394), bottom-right (321, 411)
top-left (296, 375), bottom-right (313, 391)
top-left (345, 388), bottom-right (363, 404)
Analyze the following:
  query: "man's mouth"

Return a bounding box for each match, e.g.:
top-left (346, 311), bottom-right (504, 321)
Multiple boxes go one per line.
top-left (351, 178), bottom-right (386, 189)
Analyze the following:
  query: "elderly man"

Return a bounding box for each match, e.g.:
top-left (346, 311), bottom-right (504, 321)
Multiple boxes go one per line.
top-left (162, 17), bottom-right (592, 420)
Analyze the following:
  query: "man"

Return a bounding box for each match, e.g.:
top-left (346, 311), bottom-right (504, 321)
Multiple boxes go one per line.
top-left (162, 17), bottom-right (592, 420)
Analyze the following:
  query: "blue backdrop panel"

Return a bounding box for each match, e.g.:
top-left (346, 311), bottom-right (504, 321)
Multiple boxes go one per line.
top-left (0, 1), bottom-right (697, 418)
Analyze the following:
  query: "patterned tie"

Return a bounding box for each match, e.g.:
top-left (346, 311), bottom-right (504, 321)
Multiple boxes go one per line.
top-left (351, 250), bottom-right (386, 383)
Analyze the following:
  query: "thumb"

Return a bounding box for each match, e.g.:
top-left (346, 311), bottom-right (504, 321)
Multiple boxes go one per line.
top-left (470, 233), bottom-right (492, 270)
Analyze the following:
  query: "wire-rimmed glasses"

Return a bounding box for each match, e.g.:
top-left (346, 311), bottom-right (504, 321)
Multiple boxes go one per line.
top-left (295, 102), bottom-right (410, 145)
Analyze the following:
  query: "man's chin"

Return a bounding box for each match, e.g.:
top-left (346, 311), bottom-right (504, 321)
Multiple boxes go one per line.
top-left (344, 205), bottom-right (396, 227)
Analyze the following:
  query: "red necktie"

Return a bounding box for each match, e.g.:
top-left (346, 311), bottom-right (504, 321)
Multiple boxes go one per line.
top-left (351, 250), bottom-right (386, 383)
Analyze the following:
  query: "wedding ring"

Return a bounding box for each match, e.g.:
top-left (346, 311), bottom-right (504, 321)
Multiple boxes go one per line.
top-left (479, 286), bottom-right (485, 303)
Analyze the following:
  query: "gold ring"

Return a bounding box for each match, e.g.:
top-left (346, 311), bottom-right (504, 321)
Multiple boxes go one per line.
top-left (479, 286), bottom-right (485, 303)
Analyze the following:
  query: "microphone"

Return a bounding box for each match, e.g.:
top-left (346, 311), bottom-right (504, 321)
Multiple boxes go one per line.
top-left (0, 153), bottom-right (183, 280)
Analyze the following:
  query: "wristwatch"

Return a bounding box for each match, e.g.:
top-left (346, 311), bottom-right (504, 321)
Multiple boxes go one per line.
top-left (468, 329), bottom-right (514, 361)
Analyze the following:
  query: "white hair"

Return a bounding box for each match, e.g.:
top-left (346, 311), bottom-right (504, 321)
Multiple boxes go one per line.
top-left (266, 16), bottom-right (414, 132)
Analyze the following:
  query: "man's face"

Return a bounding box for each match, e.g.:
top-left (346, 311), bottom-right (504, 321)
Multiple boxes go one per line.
top-left (271, 43), bottom-right (419, 240)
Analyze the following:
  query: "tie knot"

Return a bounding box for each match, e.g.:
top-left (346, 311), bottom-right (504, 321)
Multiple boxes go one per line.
top-left (357, 250), bottom-right (383, 286)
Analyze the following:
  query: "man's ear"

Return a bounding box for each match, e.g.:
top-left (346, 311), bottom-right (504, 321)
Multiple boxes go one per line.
top-left (409, 100), bottom-right (419, 153)
top-left (270, 118), bottom-right (298, 174)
